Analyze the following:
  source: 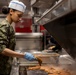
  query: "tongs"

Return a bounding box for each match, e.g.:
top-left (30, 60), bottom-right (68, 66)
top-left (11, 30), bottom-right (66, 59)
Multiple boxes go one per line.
top-left (35, 57), bottom-right (42, 66)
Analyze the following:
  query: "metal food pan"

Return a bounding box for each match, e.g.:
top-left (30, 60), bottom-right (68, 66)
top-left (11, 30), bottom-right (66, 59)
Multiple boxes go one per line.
top-left (27, 70), bottom-right (48, 75)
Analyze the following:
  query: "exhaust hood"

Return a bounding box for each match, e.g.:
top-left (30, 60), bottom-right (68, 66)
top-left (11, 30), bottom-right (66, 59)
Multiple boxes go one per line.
top-left (31, 0), bottom-right (59, 19)
top-left (31, 0), bottom-right (58, 9)
top-left (44, 10), bottom-right (76, 59)
top-left (35, 0), bottom-right (71, 25)
top-left (35, 0), bottom-right (76, 59)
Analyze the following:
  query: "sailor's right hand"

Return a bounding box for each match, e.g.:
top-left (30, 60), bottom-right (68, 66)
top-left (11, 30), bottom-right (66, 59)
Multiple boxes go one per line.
top-left (24, 52), bottom-right (36, 61)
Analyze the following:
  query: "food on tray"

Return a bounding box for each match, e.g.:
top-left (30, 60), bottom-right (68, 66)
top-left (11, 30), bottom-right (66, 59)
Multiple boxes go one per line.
top-left (28, 65), bottom-right (71, 75)
top-left (60, 69), bottom-right (71, 75)
top-left (28, 66), bottom-right (40, 70)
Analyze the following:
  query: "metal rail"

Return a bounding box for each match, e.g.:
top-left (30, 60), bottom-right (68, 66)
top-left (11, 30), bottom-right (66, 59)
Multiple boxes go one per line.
top-left (35, 0), bottom-right (69, 23)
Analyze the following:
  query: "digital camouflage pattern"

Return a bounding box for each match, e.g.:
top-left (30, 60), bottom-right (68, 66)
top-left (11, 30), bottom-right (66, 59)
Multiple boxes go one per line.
top-left (0, 19), bottom-right (16, 74)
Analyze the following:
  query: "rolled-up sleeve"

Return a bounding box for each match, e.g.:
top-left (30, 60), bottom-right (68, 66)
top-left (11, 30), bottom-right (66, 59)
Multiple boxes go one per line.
top-left (0, 25), bottom-right (9, 53)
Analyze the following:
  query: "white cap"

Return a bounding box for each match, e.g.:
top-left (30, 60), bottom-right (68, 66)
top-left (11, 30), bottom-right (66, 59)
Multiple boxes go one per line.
top-left (8, 0), bottom-right (26, 13)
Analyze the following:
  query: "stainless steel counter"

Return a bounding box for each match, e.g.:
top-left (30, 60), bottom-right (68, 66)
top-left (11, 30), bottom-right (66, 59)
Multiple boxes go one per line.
top-left (10, 49), bottom-right (76, 75)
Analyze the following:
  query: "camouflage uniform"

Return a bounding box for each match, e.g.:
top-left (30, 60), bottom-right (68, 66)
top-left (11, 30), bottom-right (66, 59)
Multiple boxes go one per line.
top-left (0, 19), bottom-right (16, 75)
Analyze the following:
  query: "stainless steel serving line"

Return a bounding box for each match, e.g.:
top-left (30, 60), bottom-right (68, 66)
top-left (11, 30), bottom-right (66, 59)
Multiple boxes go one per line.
top-left (10, 49), bottom-right (76, 75)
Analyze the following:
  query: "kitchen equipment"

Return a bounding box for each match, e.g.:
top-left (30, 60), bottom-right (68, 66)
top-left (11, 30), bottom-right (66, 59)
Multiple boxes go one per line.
top-left (34, 0), bottom-right (76, 60)
top-left (43, 10), bottom-right (76, 59)
top-left (15, 33), bottom-right (43, 51)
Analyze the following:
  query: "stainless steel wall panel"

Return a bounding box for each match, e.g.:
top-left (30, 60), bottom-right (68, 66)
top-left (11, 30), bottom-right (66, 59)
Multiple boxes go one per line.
top-left (15, 33), bottom-right (43, 51)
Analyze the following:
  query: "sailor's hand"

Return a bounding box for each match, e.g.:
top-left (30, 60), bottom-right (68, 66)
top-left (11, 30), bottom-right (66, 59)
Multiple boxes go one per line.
top-left (24, 52), bottom-right (36, 61)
